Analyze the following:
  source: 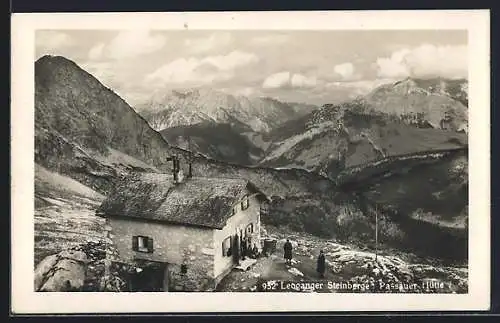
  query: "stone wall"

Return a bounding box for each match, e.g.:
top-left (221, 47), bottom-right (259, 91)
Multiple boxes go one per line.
top-left (106, 217), bottom-right (216, 291)
top-left (213, 192), bottom-right (262, 281)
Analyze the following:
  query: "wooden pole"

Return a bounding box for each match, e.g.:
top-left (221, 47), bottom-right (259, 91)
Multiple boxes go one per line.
top-left (375, 204), bottom-right (378, 263)
top-left (187, 136), bottom-right (193, 178)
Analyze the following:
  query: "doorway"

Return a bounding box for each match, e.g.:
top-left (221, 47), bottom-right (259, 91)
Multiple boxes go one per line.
top-left (130, 261), bottom-right (168, 292)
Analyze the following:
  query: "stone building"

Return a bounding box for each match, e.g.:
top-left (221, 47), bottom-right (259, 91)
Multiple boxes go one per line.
top-left (96, 158), bottom-right (269, 292)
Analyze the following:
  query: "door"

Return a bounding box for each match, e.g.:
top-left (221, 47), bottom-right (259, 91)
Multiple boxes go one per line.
top-left (130, 262), bottom-right (167, 292)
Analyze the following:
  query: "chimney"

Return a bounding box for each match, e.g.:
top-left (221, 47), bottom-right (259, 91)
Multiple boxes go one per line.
top-left (167, 155), bottom-right (182, 184)
top-left (176, 156), bottom-right (186, 184)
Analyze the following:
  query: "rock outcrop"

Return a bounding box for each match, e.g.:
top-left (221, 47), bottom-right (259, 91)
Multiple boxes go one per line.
top-left (35, 250), bottom-right (89, 292)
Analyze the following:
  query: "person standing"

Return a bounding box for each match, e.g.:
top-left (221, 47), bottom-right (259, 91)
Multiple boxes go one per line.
top-left (283, 239), bottom-right (293, 265)
top-left (241, 236), bottom-right (247, 260)
top-left (316, 250), bottom-right (326, 278)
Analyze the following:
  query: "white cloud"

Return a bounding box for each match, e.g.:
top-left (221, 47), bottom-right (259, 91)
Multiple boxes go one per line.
top-left (291, 74), bottom-right (317, 88)
top-left (88, 30), bottom-right (167, 60)
top-left (325, 79), bottom-right (394, 96)
top-left (334, 62), bottom-right (355, 80)
top-left (184, 32), bottom-right (232, 54)
top-left (145, 57), bottom-right (224, 84)
top-left (262, 72), bottom-right (317, 89)
top-left (36, 31), bottom-right (75, 52)
top-left (262, 72), bottom-right (290, 89)
top-left (375, 49), bottom-right (412, 79)
top-left (250, 34), bottom-right (291, 46)
top-left (145, 51), bottom-right (259, 85)
top-left (202, 51), bottom-right (259, 71)
top-left (376, 44), bottom-right (468, 79)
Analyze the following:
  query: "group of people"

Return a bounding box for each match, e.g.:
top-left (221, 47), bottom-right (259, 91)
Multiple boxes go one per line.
top-left (283, 239), bottom-right (326, 278)
top-left (232, 234), bottom-right (260, 265)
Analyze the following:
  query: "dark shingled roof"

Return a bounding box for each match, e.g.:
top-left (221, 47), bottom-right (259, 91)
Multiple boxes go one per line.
top-left (97, 172), bottom-right (268, 229)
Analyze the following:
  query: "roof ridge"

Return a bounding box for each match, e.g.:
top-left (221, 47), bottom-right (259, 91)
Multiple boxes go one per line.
top-left (97, 172), bottom-right (265, 229)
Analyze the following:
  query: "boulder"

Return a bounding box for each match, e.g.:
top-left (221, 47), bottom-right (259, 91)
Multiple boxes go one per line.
top-left (36, 250), bottom-right (88, 292)
top-left (34, 254), bottom-right (59, 291)
top-left (59, 250), bottom-right (88, 263)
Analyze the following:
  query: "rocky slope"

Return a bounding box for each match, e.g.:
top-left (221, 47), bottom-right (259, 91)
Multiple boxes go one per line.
top-left (259, 100), bottom-right (467, 180)
top-left (35, 163), bottom-right (107, 265)
top-left (35, 55), bottom-right (335, 198)
top-left (361, 77), bottom-right (468, 132)
top-left (264, 147), bottom-right (468, 262)
top-left (137, 88), bottom-right (316, 133)
top-left (258, 77), bottom-right (467, 174)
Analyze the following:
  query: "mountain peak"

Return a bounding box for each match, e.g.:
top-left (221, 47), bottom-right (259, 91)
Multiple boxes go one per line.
top-left (36, 55), bottom-right (78, 67)
top-left (361, 77), bottom-right (468, 132)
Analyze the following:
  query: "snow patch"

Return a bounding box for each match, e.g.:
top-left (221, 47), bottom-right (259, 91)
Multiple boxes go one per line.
top-left (35, 164), bottom-right (105, 200)
top-left (288, 267), bottom-right (305, 277)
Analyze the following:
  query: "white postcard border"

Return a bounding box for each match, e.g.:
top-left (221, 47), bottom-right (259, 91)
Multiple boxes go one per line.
top-left (11, 10), bottom-right (490, 313)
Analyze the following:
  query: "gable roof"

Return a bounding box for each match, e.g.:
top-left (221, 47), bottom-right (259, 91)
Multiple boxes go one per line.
top-left (96, 172), bottom-right (269, 229)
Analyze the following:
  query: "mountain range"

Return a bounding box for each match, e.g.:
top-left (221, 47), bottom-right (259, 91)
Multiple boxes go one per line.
top-left (142, 77), bottom-right (468, 177)
top-left (34, 55), bottom-right (468, 263)
top-left (360, 77), bottom-right (468, 132)
top-left (138, 88), bottom-right (315, 132)
top-left (259, 98), bottom-right (467, 179)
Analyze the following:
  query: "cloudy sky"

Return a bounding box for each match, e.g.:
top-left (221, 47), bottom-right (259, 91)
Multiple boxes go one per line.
top-left (35, 29), bottom-right (467, 107)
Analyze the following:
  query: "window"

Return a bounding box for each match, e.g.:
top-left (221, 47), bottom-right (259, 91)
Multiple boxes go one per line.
top-left (241, 195), bottom-right (250, 210)
top-left (246, 223), bottom-right (254, 235)
top-left (132, 236), bottom-right (153, 253)
top-left (222, 236), bottom-right (232, 257)
top-left (180, 264), bottom-right (188, 274)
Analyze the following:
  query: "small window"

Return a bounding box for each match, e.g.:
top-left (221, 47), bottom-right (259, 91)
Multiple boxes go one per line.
top-left (231, 206), bottom-right (236, 215)
top-left (241, 196), bottom-right (250, 210)
top-left (222, 236), bottom-right (232, 257)
top-left (132, 236), bottom-right (153, 253)
top-left (246, 223), bottom-right (253, 234)
top-left (180, 264), bottom-right (188, 274)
